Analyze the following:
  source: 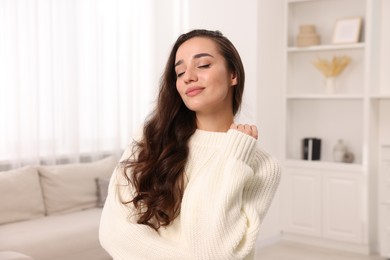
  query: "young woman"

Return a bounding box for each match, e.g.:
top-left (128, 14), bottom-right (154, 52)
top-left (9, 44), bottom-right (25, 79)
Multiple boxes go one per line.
top-left (99, 29), bottom-right (281, 260)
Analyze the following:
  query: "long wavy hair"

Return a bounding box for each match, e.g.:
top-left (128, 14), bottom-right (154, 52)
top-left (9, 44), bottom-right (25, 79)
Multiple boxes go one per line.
top-left (121, 29), bottom-right (245, 230)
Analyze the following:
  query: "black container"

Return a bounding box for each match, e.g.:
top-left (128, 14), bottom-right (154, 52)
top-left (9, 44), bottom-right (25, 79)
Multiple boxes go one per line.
top-left (303, 138), bottom-right (321, 160)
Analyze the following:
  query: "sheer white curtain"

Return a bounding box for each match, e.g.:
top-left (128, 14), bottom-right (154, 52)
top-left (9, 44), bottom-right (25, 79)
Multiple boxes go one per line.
top-left (0, 0), bottom-right (157, 169)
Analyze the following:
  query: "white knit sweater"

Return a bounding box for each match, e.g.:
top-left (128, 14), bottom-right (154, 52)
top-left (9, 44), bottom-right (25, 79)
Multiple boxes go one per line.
top-left (99, 129), bottom-right (281, 260)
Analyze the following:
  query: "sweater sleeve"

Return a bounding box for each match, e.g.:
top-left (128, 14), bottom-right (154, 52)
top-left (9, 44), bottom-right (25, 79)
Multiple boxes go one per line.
top-left (180, 129), bottom-right (281, 260)
top-left (99, 148), bottom-right (192, 260)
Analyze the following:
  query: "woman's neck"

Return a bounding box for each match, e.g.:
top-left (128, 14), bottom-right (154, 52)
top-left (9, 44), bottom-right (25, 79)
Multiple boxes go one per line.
top-left (195, 111), bottom-right (234, 132)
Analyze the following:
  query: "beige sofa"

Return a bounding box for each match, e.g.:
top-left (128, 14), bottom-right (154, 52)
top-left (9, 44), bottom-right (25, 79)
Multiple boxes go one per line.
top-left (0, 156), bottom-right (118, 260)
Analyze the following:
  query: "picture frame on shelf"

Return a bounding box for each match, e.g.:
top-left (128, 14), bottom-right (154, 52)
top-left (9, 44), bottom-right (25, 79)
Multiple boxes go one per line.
top-left (332, 17), bottom-right (363, 44)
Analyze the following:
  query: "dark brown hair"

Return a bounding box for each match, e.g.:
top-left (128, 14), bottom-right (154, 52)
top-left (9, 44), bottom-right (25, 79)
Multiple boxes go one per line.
top-left (122, 29), bottom-right (245, 230)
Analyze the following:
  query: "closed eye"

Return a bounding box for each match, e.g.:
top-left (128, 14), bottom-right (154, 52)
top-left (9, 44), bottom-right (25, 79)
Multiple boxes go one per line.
top-left (177, 71), bottom-right (185, 78)
top-left (198, 64), bottom-right (210, 69)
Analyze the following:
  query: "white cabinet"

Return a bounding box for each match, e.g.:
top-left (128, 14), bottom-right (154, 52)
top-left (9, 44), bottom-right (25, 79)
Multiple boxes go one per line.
top-left (322, 172), bottom-right (363, 243)
top-left (379, 146), bottom-right (390, 257)
top-left (282, 167), bottom-right (322, 237)
top-left (281, 0), bottom-right (384, 253)
top-left (282, 164), bottom-right (364, 245)
top-left (379, 206), bottom-right (390, 257)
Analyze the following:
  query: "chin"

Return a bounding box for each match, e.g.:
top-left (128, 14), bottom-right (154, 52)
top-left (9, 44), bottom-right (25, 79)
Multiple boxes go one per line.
top-left (183, 102), bottom-right (204, 113)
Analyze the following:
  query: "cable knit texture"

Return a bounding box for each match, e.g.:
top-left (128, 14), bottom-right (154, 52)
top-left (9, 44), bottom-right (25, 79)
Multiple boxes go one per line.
top-left (99, 129), bottom-right (281, 260)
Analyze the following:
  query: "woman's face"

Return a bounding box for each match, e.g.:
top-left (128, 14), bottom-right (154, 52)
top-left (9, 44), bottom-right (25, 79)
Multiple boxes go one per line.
top-left (174, 37), bottom-right (237, 115)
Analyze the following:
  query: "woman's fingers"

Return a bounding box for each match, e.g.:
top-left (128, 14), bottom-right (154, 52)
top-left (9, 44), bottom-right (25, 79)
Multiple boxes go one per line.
top-left (230, 123), bottom-right (237, 129)
top-left (230, 124), bottom-right (259, 140)
top-left (251, 125), bottom-right (258, 140)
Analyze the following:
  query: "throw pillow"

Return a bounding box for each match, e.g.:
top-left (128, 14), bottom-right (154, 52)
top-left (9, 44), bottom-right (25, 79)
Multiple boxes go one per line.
top-left (95, 177), bottom-right (110, 207)
top-left (38, 155), bottom-right (118, 215)
top-left (0, 166), bottom-right (45, 224)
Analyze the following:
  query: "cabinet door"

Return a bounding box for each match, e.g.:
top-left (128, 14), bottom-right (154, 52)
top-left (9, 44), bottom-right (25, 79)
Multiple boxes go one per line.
top-left (323, 172), bottom-right (363, 243)
top-left (282, 168), bottom-right (322, 237)
top-left (380, 148), bottom-right (390, 257)
top-left (380, 205), bottom-right (390, 257)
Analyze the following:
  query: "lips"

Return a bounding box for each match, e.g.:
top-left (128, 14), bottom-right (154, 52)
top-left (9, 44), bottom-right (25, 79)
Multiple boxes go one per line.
top-left (185, 86), bottom-right (205, 97)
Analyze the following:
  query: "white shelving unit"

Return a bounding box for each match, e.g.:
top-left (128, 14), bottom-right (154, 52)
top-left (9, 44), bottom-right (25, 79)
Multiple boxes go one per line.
top-left (287, 42), bottom-right (365, 53)
top-left (281, 0), bottom-right (387, 254)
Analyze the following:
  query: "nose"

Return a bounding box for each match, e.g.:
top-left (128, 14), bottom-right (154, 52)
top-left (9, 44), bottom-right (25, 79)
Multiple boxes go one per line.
top-left (183, 67), bottom-right (198, 84)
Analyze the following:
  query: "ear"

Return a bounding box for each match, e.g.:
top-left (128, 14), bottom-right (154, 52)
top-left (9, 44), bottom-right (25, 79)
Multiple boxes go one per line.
top-left (230, 71), bottom-right (238, 86)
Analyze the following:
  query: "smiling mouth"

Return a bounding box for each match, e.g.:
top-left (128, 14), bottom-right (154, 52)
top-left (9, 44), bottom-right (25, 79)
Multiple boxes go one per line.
top-left (185, 87), bottom-right (205, 97)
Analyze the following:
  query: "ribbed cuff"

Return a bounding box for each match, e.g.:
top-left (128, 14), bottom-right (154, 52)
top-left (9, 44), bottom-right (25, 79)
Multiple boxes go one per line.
top-left (223, 129), bottom-right (257, 163)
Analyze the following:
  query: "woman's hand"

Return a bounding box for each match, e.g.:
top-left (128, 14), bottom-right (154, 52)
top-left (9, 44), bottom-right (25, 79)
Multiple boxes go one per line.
top-left (230, 124), bottom-right (258, 140)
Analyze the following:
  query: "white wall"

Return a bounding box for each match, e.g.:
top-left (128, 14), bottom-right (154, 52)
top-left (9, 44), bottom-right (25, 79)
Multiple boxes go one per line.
top-left (154, 0), bottom-right (181, 78)
top-left (255, 0), bottom-right (284, 246)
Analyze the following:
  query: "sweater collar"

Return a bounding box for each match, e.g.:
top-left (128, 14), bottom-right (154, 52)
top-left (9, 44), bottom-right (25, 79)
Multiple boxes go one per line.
top-left (189, 129), bottom-right (228, 147)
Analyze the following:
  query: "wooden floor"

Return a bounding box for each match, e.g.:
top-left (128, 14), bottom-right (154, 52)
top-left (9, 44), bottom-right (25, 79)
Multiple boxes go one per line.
top-left (255, 241), bottom-right (388, 260)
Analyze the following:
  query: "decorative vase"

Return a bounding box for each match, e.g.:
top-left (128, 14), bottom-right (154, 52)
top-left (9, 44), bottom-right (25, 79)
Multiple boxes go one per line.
top-left (325, 77), bottom-right (335, 94)
top-left (296, 24), bottom-right (321, 47)
top-left (333, 139), bottom-right (347, 162)
top-left (343, 151), bottom-right (355, 163)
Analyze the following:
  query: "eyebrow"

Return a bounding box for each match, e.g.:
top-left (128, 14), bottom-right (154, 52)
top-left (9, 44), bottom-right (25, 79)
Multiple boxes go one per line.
top-left (174, 53), bottom-right (214, 67)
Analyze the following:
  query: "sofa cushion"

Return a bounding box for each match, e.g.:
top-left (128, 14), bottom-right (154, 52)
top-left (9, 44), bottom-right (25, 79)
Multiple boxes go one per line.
top-left (95, 177), bottom-right (110, 208)
top-left (38, 156), bottom-right (117, 215)
top-left (0, 166), bottom-right (45, 224)
top-left (0, 208), bottom-right (110, 260)
top-left (0, 251), bottom-right (34, 260)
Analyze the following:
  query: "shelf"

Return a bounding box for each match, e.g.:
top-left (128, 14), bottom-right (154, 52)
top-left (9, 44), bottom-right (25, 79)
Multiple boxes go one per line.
top-left (287, 43), bottom-right (365, 53)
top-left (284, 159), bottom-right (365, 172)
top-left (287, 0), bottom-right (318, 3)
top-left (371, 94), bottom-right (390, 100)
top-left (287, 94), bottom-right (364, 100)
